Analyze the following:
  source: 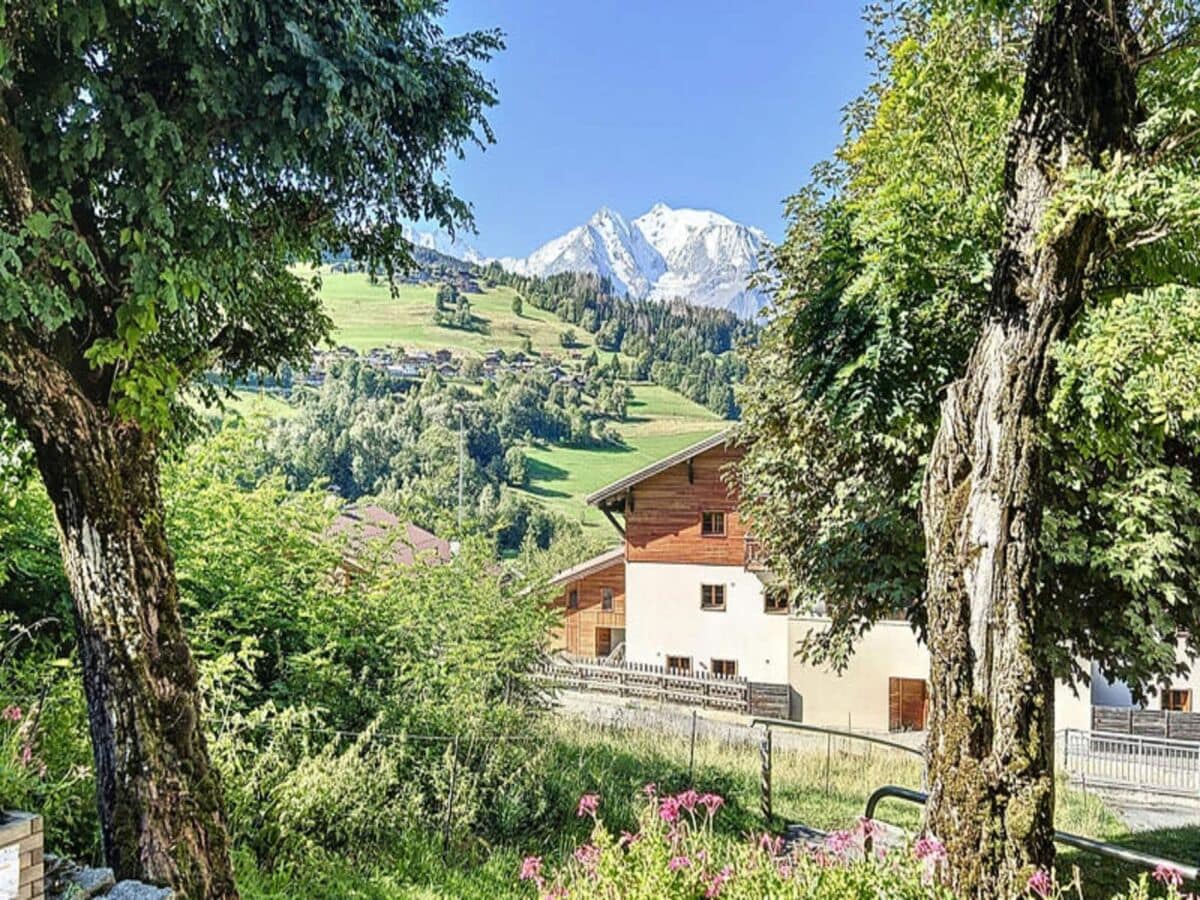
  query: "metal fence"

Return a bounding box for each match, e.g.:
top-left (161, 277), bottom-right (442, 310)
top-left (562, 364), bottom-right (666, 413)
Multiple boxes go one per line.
top-left (1061, 728), bottom-right (1200, 797)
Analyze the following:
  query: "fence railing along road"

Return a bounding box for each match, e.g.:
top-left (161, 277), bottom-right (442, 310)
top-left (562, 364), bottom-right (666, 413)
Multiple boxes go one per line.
top-left (534, 655), bottom-right (791, 718)
top-left (1061, 728), bottom-right (1200, 798)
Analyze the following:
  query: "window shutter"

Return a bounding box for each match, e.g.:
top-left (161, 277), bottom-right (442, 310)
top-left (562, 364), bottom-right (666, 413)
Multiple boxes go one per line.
top-left (889, 677), bottom-right (901, 732)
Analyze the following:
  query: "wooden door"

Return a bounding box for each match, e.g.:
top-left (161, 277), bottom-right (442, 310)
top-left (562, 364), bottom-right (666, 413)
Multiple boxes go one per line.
top-left (889, 677), bottom-right (928, 732)
top-left (595, 627), bottom-right (612, 658)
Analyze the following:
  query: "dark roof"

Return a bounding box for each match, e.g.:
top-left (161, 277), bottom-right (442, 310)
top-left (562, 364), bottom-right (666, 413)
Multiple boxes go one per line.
top-left (585, 428), bottom-right (734, 508)
top-left (327, 504), bottom-right (453, 568)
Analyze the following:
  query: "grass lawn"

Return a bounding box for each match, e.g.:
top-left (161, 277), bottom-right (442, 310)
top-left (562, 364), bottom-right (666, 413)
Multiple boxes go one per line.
top-left (519, 384), bottom-right (726, 529)
top-left (315, 268), bottom-right (610, 359)
top-left (235, 714), bottom-right (1193, 899)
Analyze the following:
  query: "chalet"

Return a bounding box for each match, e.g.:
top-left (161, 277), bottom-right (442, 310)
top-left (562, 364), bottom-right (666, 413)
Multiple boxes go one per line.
top-left (548, 546), bottom-right (625, 658)
top-left (557, 430), bottom-right (1200, 735)
top-left (586, 430), bottom-right (790, 684)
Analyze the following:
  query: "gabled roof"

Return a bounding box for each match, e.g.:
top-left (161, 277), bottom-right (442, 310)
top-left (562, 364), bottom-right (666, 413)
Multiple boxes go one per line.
top-left (585, 428), bottom-right (734, 508)
top-left (327, 504), bottom-right (453, 568)
top-left (547, 545), bottom-right (625, 586)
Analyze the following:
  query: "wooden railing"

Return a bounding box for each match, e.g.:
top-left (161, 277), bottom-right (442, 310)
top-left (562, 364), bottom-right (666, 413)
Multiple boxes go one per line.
top-left (743, 535), bottom-right (770, 571)
top-left (535, 656), bottom-right (754, 713)
top-left (1092, 705), bottom-right (1200, 742)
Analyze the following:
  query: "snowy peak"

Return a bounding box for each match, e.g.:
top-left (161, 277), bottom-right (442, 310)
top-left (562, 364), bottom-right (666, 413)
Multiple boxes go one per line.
top-left (498, 203), bottom-right (769, 317)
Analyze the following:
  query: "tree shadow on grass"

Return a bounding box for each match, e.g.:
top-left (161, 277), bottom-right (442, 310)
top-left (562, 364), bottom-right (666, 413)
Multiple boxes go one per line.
top-left (1058, 824), bottom-right (1200, 899)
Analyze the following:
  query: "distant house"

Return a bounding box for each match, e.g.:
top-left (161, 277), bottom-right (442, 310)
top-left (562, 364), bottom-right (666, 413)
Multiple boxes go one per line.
top-left (327, 504), bottom-right (453, 580)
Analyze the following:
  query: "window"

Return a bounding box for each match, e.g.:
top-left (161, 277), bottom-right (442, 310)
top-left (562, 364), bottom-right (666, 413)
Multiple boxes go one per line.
top-left (601, 587), bottom-right (614, 611)
top-left (700, 584), bottom-right (726, 611)
top-left (711, 659), bottom-right (738, 678)
top-left (764, 588), bottom-right (788, 614)
top-left (701, 511), bottom-right (726, 536)
top-left (567, 589), bottom-right (578, 610)
top-left (666, 656), bottom-right (692, 674)
top-left (1163, 689), bottom-right (1192, 712)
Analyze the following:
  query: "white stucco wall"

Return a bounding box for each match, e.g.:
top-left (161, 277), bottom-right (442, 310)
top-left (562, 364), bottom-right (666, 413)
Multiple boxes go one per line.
top-left (787, 617), bottom-right (1096, 734)
top-left (1090, 640), bottom-right (1200, 710)
top-left (624, 562), bottom-right (789, 683)
top-left (788, 618), bottom-right (930, 732)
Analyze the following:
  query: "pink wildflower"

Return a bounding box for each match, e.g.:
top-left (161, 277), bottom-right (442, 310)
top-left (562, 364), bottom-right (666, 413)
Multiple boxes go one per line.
top-left (824, 829), bottom-right (855, 856)
top-left (1, 706), bottom-right (21, 723)
top-left (659, 795), bottom-right (681, 823)
top-left (668, 855), bottom-right (691, 872)
top-left (1154, 864), bottom-right (1184, 888)
top-left (19, 743), bottom-right (32, 767)
top-left (643, 782), bottom-right (657, 797)
top-left (700, 793), bottom-right (724, 816)
top-left (913, 835), bottom-right (946, 863)
top-left (776, 860), bottom-right (793, 879)
top-left (575, 793), bottom-right (600, 819)
top-left (1026, 867), bottom-right (1053, 898)
top-left (519, 856), bottom-right (543, 883)
top-left (757, 832), bottom-right (784, 855)
top-left (618, 830), bottom-right (641, 849)
top-left (705, 865), bottom-right (734, 898)
top-left (573, 843), bottom-right (600, 873)
top-left (856, 816), bottom-right (881, 840)
top-left (678, 789), bottom-right (700, 813)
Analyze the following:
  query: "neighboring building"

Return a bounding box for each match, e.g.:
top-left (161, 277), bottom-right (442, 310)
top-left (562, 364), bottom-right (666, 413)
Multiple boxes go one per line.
top-left (327, 504), bottom-right (453, 579)
top-left (586, 430), bottom-right (790, 684)
top-left (548, 546), bottom-right (626, 657)
top-left (551, 429), bottom-right (1190, 735)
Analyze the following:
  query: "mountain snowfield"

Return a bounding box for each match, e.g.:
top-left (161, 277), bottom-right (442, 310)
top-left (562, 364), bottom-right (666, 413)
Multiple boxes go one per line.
top-left (497, 203), bottom-right (771, 318)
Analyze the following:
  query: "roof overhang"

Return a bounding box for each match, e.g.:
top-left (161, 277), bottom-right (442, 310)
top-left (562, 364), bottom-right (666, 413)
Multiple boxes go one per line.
top-left (585, 428), bottom-right (734, 510)
top-left (547, 545), bottom-right (625, 586)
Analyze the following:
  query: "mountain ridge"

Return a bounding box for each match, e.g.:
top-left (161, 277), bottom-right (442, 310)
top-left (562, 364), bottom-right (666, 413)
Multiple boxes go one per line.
top-left (495, 203), bottom-right (770, 318)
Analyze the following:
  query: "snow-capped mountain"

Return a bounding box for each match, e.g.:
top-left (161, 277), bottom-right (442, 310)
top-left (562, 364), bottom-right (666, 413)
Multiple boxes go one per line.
top-left (402, 225), bottom-right (485, 265)
top-left (498, 203), bottom-right (770, 318)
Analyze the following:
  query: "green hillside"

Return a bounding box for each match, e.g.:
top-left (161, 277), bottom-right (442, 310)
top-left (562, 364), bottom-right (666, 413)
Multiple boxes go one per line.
top-left (519, 385), bottom-right (724, 529)
top-left (316, 267), bottom-right (607, 358)
top-left (313, 269), bottom-right (727, 528)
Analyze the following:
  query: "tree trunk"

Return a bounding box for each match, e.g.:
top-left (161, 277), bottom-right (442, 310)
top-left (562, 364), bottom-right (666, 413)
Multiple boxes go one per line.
top-left (0, 325), bottom-right (239, 898)
top-left (920, 2), bottom-right (1139, 896)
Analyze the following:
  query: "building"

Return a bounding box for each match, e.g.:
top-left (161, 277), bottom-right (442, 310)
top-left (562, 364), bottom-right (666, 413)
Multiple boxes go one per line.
top-left (585, 430), bottom-right (790, 684)
top-left (547, 430), bottom-right (1192, 735)
top-left (327, 504), bottom-right (453, 580)
top-left (548, 545), bottom-right (625, 658)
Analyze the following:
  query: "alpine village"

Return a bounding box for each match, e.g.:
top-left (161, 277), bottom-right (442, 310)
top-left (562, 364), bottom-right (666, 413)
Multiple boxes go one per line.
top-left (2, 3), bottom-right (1200, 900)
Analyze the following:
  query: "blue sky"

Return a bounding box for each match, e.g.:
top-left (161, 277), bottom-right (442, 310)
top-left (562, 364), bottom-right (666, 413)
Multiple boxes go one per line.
top-left (436, 1), bottom-right (872, 258)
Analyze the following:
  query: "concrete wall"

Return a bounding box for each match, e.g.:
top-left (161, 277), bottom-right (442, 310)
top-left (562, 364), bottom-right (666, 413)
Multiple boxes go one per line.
top-left (788, 617), bottom-right (929, 732)
top-left (624, 562), bottom-right (789, 682)
top-left (787, 617), bottom-right (1096, 734)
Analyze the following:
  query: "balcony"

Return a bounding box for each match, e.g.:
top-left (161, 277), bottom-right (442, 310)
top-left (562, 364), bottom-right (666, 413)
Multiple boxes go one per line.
top-left (743, 535), bottom-right (770, 572)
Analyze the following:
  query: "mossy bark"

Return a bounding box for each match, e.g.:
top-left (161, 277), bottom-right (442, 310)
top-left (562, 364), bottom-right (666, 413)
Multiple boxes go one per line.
top-left (0, 324), bottom-right (238, 899)
top-left (920, 2), bottom-right (1139, 896)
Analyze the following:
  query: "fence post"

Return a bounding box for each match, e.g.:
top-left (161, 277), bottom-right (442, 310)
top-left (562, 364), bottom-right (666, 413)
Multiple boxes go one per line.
top-left (824, 731), bottom-right (832, 795)
top-left (760, 726), bottom-right (773, 824)
top-left (689, 710), bottom-right (698, 785)
top-left (442, 735), bottom-right (460, 857)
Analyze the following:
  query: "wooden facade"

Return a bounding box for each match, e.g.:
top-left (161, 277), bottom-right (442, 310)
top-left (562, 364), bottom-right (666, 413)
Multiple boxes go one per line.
top-left (622, 444), bottom-right (747, 565)
top-left (553, 559), bottom-right (626, 657)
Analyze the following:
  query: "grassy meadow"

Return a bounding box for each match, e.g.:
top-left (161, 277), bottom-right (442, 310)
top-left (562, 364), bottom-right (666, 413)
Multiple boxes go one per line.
top-left (233, 714), bottom-right (1189, 899)
top-left (314, 267), bottom-right (608, 358)
top-left (520, 384), bottom-right (725, 528)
